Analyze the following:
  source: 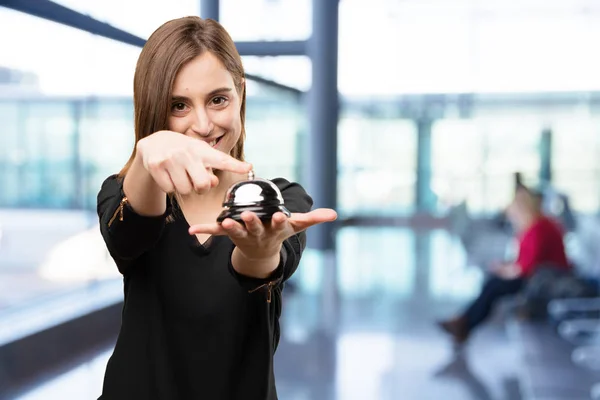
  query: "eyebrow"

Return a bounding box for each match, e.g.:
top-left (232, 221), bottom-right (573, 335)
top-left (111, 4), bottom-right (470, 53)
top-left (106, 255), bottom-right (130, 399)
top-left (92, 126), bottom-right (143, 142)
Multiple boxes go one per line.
top-left (171, 87), bottom-right (233, 102)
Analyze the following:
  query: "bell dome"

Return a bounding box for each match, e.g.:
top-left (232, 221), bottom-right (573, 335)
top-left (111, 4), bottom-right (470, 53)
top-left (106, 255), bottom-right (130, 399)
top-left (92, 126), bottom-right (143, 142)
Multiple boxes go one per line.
top-left (217, 170), bottom-right (291, 223)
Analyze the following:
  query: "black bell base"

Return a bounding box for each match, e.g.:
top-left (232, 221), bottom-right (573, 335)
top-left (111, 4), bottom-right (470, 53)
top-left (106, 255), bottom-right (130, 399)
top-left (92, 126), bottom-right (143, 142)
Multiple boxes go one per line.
top-left (216, 205), bottom-right (291, 223)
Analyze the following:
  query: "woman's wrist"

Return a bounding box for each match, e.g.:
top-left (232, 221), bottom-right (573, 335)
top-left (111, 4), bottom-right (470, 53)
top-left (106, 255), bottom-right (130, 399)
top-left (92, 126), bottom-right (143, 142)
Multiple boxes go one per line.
top-left (231, 245), bottom-right (281, 279)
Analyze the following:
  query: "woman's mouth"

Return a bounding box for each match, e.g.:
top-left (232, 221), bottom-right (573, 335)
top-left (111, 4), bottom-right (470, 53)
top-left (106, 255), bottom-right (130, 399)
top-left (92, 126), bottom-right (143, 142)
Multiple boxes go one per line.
top-left (209, 136), bottom-right (223, 148)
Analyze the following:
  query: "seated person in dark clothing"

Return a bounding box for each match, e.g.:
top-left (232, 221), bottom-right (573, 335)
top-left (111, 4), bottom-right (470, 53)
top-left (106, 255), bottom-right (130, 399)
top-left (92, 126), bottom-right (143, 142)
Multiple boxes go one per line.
top-left (438, 187), bottom-right (570, 345)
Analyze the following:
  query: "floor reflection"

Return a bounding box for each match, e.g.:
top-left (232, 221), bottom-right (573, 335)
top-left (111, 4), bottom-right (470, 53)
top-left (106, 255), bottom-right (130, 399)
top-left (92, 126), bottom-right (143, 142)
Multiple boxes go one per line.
top-left (14, 350), bottom-right (111, 400)
top-left (432, 352), bottom-right (494, 400)
top-left (13, 227), bottom-right (524, 400)
top-left (276, 227), bottom-right (519, 400)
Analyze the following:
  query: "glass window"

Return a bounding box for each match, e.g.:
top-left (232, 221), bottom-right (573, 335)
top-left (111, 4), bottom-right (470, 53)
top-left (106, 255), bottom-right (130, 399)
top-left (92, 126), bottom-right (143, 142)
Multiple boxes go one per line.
top-left (21, 102), bottom-right (78, 208)
top-left (55, 0), bottom-right (311, 42)
top-left (80, 100), bottom-right (135, 209)
top-left (0, 7), bottom-right (140, 211)
top-left (53, 0), bottom-right (199, 39)
top-left (0, 8), bottom-right (140, 97)
top-left (551, 118), bottom-right (600, 213)
top-left (244, 81), bottom-right (304, 182)
top-left (338, 1), bottom-right (600, 95)
top-left (51, 0), bottom-right (316, 43)
top-left (221, 0), bottom-right (311, 41)
top-left (339, 2), bottom-right (472, 96)
top-left (338, 114), bottom-right (417, 216)
top-left (472, 11), bottom-right (600, 93)
top-left (0, 102), bottom-right (21, 207)
top-left (431, 119), bottom-right (484, 212)
top-left (432, 117), bottom-right (541, 215)
top-left (243, 56), bottom-right (311, 92)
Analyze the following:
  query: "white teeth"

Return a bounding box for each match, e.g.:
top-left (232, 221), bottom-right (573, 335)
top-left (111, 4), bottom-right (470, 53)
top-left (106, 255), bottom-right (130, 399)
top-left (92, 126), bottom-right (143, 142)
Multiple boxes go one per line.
top-left (210, 139), bottom-right (217, 146)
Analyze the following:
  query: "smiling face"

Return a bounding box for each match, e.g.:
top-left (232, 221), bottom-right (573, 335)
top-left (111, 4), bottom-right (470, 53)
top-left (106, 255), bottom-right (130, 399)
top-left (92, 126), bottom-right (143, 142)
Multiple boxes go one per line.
top-left (169, 51), bottom-right (243, 156)
top-left (124, 17), bottom-right (247, 178)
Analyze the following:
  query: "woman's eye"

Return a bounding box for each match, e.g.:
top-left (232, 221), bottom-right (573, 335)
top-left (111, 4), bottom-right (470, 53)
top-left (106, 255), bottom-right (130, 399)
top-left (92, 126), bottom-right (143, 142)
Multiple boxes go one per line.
top-left (172, 102), bottom-right (187, 111)
top-left (211, 96), bottom-right (227, 106)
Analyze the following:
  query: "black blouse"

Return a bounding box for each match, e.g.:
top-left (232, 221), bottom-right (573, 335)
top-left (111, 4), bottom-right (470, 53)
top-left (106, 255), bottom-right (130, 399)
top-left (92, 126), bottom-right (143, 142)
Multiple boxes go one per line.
top-left (96, 174), bottom-right (312, 400)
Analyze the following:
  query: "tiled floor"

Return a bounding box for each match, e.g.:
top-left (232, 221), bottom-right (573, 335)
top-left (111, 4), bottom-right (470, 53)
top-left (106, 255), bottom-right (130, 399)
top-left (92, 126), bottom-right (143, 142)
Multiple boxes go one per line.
top-left (11, 228), bottom-right (526, 400)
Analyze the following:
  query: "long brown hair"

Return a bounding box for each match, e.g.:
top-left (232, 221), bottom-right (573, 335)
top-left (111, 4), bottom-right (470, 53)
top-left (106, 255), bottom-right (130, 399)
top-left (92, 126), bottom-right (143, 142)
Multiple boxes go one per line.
top-left (119, 16), bottom-right (246, 177)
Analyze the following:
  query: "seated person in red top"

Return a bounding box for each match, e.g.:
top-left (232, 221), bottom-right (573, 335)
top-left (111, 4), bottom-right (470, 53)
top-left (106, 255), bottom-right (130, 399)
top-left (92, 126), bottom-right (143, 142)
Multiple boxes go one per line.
top-left (438, 187), bottom-right (570, 345)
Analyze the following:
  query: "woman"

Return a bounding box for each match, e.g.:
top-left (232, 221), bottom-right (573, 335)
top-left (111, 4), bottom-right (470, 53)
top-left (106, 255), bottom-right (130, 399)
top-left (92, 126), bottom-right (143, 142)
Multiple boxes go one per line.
top-left (97, 16), bottom-right (337, 399)
top-left (438, 187), bottom-right (569, 345)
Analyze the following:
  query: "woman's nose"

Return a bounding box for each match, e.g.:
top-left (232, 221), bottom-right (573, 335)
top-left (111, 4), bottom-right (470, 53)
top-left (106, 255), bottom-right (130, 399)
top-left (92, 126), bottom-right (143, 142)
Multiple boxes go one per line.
top-left (192, 108), bottom-right (212, 136)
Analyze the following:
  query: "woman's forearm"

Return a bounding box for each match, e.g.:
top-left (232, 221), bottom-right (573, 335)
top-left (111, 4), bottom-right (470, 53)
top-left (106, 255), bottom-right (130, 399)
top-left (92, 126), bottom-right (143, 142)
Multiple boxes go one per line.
top-left (231, 246), bottom-right (281, 279)
top-left (123, 150), bottom-right (167, 216)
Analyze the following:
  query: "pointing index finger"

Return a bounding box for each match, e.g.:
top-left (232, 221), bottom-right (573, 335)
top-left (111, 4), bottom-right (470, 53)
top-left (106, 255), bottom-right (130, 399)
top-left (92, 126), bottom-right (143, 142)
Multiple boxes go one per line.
top-left (202, 147), bottom-right (252, 173)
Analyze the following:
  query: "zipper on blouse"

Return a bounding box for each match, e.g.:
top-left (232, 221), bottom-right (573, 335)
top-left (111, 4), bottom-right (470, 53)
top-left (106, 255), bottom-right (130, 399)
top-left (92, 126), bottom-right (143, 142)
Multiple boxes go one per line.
top-left (249, 279), bottom-right (279, 303)
top-left (108, 196), bottom-right (128, 227)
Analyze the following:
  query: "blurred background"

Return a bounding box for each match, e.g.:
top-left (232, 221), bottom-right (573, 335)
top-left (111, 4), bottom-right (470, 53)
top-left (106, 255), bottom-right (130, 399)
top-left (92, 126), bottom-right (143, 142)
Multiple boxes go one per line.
top-left (1, 0), bottom-right (600, 399)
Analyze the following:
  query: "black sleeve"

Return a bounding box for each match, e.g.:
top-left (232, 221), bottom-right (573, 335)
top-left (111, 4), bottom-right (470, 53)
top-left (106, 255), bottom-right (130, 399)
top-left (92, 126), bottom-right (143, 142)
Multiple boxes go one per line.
top-left (97, 174), bottom-right (170, 274)
top-left (228, 177), bottom-right (313, 295)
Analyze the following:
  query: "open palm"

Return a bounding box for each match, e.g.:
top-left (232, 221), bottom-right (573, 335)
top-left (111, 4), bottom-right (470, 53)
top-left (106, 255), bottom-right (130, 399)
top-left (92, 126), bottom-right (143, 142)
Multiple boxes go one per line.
top-left (188, 208), bottom-right (337, 259)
